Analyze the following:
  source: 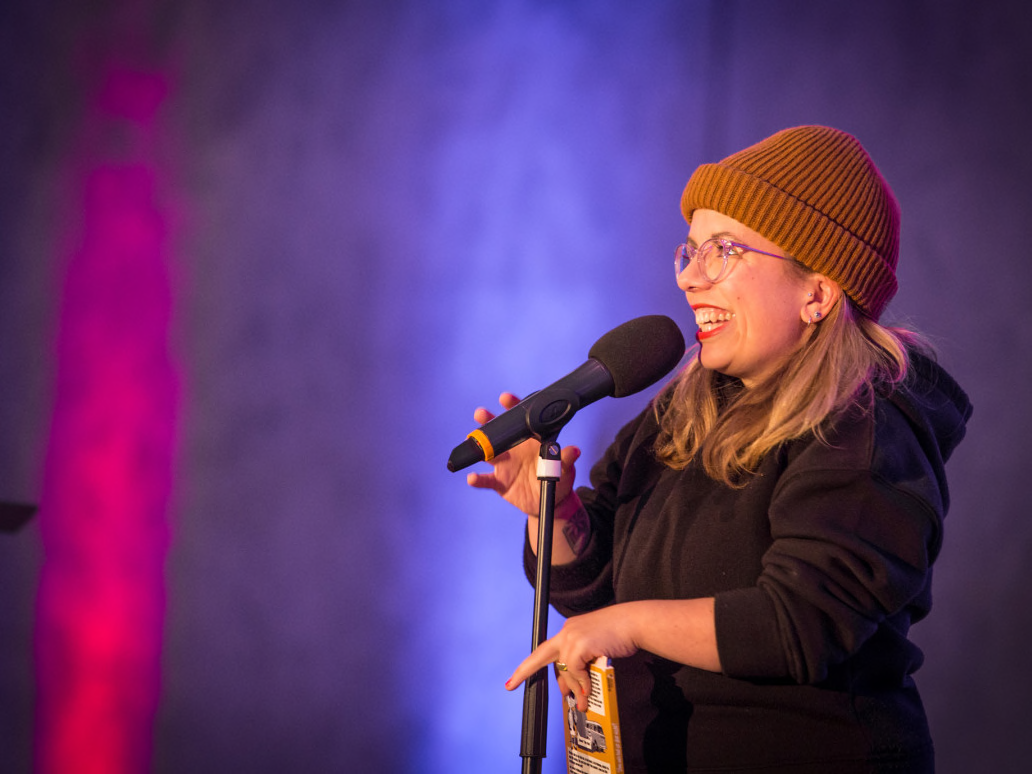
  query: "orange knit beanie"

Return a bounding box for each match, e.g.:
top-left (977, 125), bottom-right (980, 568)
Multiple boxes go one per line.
top-left (680, 125), bottom-right (899, 320)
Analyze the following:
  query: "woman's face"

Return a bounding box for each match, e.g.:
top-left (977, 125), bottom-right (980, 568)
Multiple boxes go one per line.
top-left (677, 209), bottom-right (818, 388)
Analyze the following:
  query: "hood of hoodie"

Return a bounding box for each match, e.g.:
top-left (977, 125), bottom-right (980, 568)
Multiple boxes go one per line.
top-left (886, 350), bottom-right (973, 514)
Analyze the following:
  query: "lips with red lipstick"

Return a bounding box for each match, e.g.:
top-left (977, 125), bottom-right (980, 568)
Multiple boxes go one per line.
top-left (693, 305), bottom-right (735, 341)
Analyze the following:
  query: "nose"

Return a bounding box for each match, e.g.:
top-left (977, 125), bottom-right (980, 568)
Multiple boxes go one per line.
top-left (676, 253), bottom-right (711, 292)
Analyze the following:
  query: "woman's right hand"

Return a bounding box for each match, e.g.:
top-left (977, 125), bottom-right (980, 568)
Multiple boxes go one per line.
top-left (465, 392), bottom-right (582, 517)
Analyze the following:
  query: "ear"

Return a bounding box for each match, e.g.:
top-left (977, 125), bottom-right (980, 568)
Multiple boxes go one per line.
top-left (801, 276), bottom-right (842, 325)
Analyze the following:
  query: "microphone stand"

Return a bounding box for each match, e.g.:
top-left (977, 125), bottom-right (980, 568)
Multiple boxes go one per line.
top-left (520, 435), bottom-right (562, 774)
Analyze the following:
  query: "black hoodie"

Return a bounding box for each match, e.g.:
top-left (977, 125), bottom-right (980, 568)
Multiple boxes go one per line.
top-left (526, 353), bottom-right (972, 773)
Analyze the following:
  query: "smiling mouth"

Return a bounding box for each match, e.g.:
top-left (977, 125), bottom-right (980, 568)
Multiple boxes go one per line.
top-left (695, 308), bottom-right (735, 336)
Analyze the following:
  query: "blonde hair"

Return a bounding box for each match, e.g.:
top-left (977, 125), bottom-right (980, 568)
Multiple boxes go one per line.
top-left (653, 296), bottom-right (928, 487)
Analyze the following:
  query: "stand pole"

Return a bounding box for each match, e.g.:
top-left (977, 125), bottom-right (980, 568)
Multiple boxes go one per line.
top-left (520, 437), bottom-right (562, 773)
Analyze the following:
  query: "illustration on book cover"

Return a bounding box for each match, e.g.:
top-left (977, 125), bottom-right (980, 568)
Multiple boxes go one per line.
top-left (558, 657), bottom-right (624, 774)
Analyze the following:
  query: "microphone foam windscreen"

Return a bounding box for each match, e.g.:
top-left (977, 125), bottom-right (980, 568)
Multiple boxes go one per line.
top-left (588, 315), bottom-right (686, 398)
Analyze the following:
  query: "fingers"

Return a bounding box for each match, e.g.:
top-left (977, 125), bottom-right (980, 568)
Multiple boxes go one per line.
top-left (560, 445), bottom-right (582, 467)
top-left (560, 670), bottom-right (592, 712)
top-left (472, 393), bottom-right (522, 425)
top-left (558, 662), bottom-right (592, 712)
top-left (499, 392), bottom-right (521, 410)
top-left (504, 642), bottom-right (593, 711)
top-left (466, 470), bottom-right (502, 493)
top-left (504, 641), bottom-right (554, 693)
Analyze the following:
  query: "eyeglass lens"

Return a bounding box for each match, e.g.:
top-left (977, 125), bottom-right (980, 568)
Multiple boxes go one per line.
top-left (676, 239), bottom-right (728, 282)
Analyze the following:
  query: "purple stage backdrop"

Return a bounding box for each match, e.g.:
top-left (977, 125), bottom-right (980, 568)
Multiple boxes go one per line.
top-left (1, 1), bottom-right (1030, 772)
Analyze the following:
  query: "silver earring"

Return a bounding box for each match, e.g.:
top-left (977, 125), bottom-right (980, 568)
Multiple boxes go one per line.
top-left (814, 311), bottom-right (822, 320)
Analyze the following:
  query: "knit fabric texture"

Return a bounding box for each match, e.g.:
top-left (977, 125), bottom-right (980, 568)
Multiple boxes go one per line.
top-left (681, 125), bottom-right (900, 320)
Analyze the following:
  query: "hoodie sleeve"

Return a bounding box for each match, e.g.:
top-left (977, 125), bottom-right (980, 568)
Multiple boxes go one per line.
top-left (523, 406), bottom-right (655, 617)
top-left (714, 400), bottom-right (944, 684)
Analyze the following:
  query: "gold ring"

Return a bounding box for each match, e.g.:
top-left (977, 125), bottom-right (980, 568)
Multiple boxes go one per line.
top-left (555, 661), bottom-right (568, 671)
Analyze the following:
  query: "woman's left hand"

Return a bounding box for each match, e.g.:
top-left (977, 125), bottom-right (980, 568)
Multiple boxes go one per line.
top-left (504, 605), bottom-right (641, 711)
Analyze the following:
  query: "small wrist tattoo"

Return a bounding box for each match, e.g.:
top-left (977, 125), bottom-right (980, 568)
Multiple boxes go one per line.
top-left (562, 505), bottom-right (591, 557)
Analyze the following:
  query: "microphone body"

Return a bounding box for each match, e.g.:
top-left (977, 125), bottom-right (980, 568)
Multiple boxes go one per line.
top-left (447, 315), bottom-right (684, 472)
top-left (448, 359), bottom-right (612, 472)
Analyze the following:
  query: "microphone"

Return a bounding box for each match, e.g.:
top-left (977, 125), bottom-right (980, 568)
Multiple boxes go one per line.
top-left (447, 315), bottom-right (685, 472)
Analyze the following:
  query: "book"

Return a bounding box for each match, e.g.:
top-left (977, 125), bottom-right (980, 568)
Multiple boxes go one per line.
top-left (557, 656), bottom-right (624, 774)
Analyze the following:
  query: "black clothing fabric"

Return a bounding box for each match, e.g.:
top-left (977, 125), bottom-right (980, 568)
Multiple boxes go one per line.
top-left (524, 354), bottom-right (971, 772)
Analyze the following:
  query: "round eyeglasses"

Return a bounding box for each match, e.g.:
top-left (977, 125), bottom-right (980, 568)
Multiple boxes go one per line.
top-left (675, 237), bottom-right (792, 284)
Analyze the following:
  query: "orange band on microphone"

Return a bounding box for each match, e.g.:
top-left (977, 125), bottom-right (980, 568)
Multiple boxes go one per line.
top-left (468, 428), bottom-right (495, 462)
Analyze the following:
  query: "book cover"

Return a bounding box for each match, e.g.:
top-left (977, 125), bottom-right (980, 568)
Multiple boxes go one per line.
top-left (557, 656), bottom-right (624, 774)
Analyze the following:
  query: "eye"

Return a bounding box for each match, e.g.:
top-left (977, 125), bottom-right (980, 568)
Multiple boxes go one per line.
top-left (716, 240), bottom-right (736, 259)
top-left (677, 244), bottom-right (697, 265)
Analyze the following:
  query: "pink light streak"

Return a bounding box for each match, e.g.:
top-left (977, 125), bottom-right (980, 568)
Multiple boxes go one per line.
top-left (35, 60), bottom-right (178, 773)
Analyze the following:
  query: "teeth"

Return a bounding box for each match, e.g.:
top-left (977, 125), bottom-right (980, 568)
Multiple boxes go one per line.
top-left (695, 309), bottom-right (735, 329)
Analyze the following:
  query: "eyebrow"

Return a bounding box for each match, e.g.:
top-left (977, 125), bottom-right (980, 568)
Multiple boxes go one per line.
top-left (686, 230), bottom-right (738, 247)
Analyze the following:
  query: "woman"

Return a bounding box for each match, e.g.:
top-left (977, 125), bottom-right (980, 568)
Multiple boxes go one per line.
top-left (467, 126), bottom-right (972, 772)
